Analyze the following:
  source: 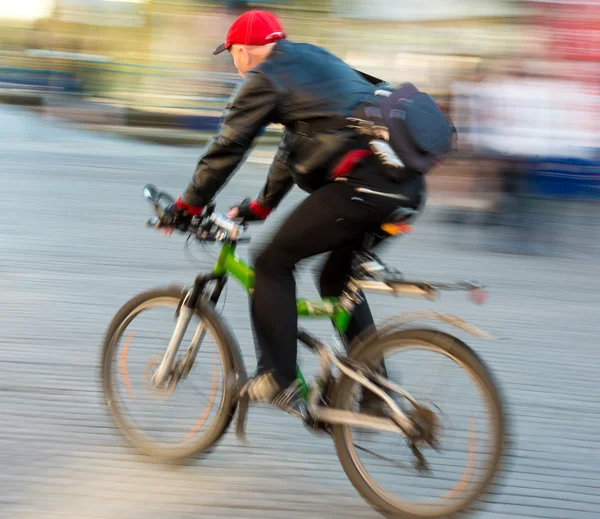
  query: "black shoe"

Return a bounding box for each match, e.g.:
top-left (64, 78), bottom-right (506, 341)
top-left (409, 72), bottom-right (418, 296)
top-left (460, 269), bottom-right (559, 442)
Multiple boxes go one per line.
top-left (241, 371), bottom-right (280, 402)
top-left (272, 383), bottom-right (308, 420)
top-left (241, 372), bottom-right (308, 420)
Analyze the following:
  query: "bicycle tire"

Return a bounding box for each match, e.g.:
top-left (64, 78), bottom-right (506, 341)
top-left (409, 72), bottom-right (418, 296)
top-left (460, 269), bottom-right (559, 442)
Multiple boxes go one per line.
top-left (331, 328), bottom-right (506, 519)
top-left (100, 286), bottom-right (246, 461)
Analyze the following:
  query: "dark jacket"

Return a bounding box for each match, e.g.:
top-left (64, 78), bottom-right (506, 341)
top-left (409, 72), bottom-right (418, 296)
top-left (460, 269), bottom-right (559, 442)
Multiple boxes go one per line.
top-left (182, 39), bottom-right (379, 209)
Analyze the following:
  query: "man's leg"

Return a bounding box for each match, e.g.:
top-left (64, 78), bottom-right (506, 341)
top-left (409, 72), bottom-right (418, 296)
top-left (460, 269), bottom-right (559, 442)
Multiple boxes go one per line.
top-left (318, 243), bottom-right (376, 346)
top-left (318, 245), bottom-right (389, 412)
top-left (247, 181), bottom-right (398, 404)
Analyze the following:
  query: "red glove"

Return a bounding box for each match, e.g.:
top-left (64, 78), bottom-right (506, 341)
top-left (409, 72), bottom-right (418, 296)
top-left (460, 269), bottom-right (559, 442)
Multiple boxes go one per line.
top-left (235, 198), bottom-right (271, 221)
top-left (175, 196), bottom-right (204, 217)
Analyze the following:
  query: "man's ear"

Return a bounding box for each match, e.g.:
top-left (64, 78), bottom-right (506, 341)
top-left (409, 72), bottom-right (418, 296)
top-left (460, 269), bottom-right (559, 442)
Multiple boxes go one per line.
top-left (242, 46), bottom-right (252, 66)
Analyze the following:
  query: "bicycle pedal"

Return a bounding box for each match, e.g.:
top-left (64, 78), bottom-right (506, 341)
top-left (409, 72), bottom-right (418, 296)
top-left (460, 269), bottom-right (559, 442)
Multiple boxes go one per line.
top-left (414, 458), bottom-right (430, 474)
top-left (302, 414), bottom-right (330, 434)
top-left (410, 443), bottom-right (430, 474)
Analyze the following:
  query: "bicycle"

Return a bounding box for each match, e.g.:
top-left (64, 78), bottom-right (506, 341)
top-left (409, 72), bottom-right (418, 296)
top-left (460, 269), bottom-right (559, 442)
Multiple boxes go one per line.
top-left (101, 184), bottom-right (506, 519)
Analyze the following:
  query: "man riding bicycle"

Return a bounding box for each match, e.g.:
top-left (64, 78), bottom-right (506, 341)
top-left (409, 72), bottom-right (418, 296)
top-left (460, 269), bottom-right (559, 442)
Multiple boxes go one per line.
top-left (168, 10), bottom-right (425, 416)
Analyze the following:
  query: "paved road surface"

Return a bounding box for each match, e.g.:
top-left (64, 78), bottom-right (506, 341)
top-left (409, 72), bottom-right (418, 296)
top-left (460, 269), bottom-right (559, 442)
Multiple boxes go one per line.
top-left (1, 106), bottom-right (599, 519)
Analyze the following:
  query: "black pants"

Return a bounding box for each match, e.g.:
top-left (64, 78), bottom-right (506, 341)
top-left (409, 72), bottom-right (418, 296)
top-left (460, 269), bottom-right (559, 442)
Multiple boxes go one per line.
top-left (252, 159), bottom-right (424, 387)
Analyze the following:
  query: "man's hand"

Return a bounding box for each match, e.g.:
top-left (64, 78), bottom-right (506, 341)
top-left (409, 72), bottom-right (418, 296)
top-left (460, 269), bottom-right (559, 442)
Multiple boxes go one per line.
top-left (227, 198), bottom-right (271, 222)
top-left (226, 206), bottom-right (240, 219)
top-left (158, 196), bottom-right (204, 236)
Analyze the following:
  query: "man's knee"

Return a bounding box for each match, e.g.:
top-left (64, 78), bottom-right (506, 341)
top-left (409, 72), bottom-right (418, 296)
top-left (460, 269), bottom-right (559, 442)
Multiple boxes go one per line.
top-left (317, 253), bottom-right (351, 297)
top-left (317, 266), bottom-right (339, 296)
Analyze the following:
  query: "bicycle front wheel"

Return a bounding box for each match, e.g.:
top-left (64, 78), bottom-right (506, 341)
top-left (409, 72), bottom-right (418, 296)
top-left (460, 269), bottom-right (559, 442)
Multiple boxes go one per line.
top-left (101, 286), bottom-right (242, 460)
top-left (331, 328), bottom-right (506, 519)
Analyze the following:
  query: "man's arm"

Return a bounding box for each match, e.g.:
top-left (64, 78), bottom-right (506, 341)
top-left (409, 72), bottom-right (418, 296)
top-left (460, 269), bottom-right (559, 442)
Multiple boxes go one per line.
top-left (182, 71), bottom-right (279, 207)
top-left (228, 138), bottom-right (294, 221)
top-left (255, 137), bottom-right (294, 210)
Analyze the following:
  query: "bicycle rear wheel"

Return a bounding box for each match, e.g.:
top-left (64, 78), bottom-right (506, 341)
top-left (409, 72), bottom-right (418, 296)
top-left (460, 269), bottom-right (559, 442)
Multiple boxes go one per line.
top-left (101, 286), bottom-right (243, 460)
top-left (331, 328), bottom-right (506, 519)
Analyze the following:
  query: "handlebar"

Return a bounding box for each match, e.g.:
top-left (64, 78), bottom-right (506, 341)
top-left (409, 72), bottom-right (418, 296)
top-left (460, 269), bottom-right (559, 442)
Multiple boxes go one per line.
top-left (143, 184), bottom-right (251, 244)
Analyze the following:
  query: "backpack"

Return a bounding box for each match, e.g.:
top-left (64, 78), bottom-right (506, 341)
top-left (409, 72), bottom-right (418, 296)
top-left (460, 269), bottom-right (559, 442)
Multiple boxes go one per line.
top-left (349, 77), bottom-right (457, 174)
top-left (292, 72), bottom-right (457, 177)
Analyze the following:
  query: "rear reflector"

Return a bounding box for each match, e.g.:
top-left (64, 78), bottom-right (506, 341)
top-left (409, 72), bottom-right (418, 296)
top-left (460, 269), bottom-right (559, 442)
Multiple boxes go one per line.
top-left (468, 288), bottom-right (488, 305)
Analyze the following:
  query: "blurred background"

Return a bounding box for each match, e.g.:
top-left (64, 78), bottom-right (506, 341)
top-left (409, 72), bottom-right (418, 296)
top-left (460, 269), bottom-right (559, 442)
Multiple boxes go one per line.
top-left (1, 0), bottom-right (598, 254)
top-left (1, 2), bottom-right (600, 519)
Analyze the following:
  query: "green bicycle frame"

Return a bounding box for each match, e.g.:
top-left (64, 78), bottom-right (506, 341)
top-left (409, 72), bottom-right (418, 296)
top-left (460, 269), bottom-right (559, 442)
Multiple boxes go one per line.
top-left (212, 242), bottom-right (352, 400)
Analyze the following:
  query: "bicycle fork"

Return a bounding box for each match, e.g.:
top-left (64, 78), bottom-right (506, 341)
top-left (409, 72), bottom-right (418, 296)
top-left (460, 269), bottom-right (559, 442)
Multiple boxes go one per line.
top-left (151, 274), bottom-right (221, 389)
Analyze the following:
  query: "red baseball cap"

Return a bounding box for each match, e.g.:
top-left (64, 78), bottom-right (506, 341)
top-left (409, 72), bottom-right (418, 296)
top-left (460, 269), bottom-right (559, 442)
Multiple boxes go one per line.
top-left (213, 9), bottom-right (286, 55)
